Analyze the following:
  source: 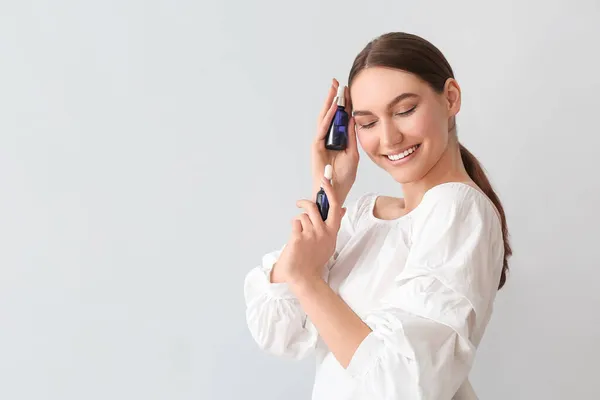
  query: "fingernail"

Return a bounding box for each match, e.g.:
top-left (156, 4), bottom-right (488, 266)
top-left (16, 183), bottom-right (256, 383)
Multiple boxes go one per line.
top-left (323, 165), bottom-right (333, 180)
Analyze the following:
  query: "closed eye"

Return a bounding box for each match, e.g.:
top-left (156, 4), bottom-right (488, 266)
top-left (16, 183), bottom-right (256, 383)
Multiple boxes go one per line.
top-left (394, 106), bottom-right (417, 117)
top-left (359, 121), bottom-right (377, 130)
top-left (359, 106), bottom-right (417, 130)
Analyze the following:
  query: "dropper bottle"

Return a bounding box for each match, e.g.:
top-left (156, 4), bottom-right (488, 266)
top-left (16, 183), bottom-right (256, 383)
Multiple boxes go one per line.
top-left (325, 85), bottom-right (349, 151)
top-left (316, 164), bottom-right (333, 220)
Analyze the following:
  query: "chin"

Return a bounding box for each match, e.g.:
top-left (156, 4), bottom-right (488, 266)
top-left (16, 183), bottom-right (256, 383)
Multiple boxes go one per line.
top-left (376, 154), bottom-right (429, 184)
top-left (389, 169), bottom-right (428, 184)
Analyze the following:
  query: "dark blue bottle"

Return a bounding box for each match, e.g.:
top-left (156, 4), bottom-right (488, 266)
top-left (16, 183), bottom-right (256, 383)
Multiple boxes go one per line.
top-left (315, 165), bottom-right (333, 220)
top-left (316, 187), bottom-right (330, 220)
top-left (325, 86), bottom-right (349, 151)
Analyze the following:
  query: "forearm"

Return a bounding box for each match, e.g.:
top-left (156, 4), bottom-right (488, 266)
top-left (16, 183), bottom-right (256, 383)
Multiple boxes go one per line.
top-left (289, 277), bottom-right (371, 368)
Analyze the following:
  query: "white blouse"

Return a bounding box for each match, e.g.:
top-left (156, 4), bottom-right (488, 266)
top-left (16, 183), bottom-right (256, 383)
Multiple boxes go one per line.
top-left (244, 182), bottom-right (504, 400)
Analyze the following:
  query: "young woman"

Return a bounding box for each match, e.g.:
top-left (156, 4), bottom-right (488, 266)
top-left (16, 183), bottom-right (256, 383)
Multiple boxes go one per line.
top-left (243, 32), bottom-right (512, 400)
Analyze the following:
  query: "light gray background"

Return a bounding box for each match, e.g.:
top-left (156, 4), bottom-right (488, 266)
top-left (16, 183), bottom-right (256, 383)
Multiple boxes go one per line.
top-left (1, 1), bottom-right (599, 399)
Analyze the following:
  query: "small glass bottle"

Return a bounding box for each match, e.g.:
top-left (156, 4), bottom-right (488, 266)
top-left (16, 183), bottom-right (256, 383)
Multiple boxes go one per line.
top-left (325, 85), bottom-right (349, 151)
top-left (316, 165), bottom-right (333, 220)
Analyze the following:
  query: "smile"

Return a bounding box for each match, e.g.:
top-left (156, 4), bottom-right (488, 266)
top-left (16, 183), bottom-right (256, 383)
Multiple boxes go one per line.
top-left (385, 144), bottom-right (421, 162)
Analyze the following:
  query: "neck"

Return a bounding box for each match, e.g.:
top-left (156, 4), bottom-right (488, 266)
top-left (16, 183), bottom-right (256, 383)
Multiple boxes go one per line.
top-left (401, 139), bottom-right (471, 211)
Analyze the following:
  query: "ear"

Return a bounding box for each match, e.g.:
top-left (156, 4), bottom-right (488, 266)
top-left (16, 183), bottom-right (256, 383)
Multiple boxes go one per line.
top-left (444, 78), bottom-right (461, 117)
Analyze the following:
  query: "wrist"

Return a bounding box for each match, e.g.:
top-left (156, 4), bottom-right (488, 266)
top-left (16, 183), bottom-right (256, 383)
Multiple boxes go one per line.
top-left (269, 262), bottom-right (288, 283)
top-left (288, 274), bottom-right (324, 296)
top-left (270, 262), bottom-right (312, 285)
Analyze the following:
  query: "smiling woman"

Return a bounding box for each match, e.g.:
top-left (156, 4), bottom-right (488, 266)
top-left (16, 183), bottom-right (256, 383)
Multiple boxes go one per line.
top-left (244, 32), bottom-right (512, 400)
top-left (348, 35), bottom-right (510, 279)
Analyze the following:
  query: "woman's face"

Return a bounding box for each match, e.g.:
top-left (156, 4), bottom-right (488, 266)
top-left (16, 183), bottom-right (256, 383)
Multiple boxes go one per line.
top-left (349, 67), bottom-right (460, 184)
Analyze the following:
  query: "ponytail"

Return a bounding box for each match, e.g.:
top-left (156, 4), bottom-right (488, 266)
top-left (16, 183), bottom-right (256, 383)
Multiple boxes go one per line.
top-left (459, 143), bottom-right (512, 289)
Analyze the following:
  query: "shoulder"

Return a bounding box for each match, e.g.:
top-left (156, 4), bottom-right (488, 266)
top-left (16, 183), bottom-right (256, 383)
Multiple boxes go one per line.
top-left (418, 182), bottom-right (498, 215)
top-left (411, 182), bottom-right (502, 237)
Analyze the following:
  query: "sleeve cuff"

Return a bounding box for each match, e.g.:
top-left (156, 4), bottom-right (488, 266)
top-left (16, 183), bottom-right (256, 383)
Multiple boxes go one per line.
top-left (345, 330), bottom-right (382, 379)
top-left (259, 251), bottom-right (297, 300)
top-left (265, 280), bottom-right (295, 299)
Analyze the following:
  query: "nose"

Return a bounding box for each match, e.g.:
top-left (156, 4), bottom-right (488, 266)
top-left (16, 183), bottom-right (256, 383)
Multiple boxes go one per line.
top-left (380, 118), bottom-right (403, 149)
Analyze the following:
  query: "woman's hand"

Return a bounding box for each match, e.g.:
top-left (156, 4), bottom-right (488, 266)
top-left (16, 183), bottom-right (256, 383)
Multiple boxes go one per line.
top-left (273, 176), bottom-right (346, 288)
top-left (311, 79), bottom-right (359, 206)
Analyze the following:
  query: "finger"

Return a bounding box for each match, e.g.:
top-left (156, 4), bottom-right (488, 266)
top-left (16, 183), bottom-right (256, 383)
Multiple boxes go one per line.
top-left (315, 100), bottom-right (338, 141)
top-left (297, 212), bottom-right (313, 233)
top-left (296, 199), bottom-right (325, 233)
top-left (317, 78), bottom-right (339, 122)
top-left (319, 176), bottom-right (343, 229)
top-left (346, 117), bottom-right (359, 155)
top-left (291, 218), bottom-right (302, 235)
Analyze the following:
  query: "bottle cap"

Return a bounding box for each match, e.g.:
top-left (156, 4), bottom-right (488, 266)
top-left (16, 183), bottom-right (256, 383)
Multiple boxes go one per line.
top-left (336, 85), bottom-right (346, 107)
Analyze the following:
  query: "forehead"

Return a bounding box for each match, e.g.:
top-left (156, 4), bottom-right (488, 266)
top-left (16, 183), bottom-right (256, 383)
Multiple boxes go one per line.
top-left (350, 67), bottom-right (428, 109)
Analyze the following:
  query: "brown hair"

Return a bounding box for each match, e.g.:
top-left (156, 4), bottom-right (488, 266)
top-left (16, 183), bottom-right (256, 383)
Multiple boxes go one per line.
top-left (348, 32), bottom-right (511, 289)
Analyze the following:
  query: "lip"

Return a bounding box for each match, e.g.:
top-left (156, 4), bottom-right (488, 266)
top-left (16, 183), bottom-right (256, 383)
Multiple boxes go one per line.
top-left (383, 144), bottom-right (421, 165)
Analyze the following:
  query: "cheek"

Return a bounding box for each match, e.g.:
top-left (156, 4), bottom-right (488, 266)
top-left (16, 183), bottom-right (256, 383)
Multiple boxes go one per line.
top-left (412, 108), bottom-right (447, 144)
top-left (357, 131), bottom-right (378, 154)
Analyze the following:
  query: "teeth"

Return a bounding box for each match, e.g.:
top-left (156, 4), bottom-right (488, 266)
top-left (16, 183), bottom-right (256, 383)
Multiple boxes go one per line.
top-left (387, 145), bottom-right (419, 161)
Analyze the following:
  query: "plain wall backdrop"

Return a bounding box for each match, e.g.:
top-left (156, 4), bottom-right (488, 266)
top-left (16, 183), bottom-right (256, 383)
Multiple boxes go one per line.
top-left (1, 0), bottom-right (599, 399)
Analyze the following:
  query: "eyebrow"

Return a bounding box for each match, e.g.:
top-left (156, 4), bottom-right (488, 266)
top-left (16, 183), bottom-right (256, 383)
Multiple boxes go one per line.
top-left (352, 93), bottom-right (419, 117)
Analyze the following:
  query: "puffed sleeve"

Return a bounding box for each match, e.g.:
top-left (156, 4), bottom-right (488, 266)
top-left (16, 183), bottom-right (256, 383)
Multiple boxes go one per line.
top-left (345, 183), bottom-right (504, 399)
top-left (244, 192), bottom-right (373, 359)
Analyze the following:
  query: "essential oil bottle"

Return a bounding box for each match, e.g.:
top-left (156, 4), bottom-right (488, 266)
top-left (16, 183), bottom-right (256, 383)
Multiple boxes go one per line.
top-left (325, 85), bottom-right (349, 151)
top-left (316, 164), bottom-right (333, 221)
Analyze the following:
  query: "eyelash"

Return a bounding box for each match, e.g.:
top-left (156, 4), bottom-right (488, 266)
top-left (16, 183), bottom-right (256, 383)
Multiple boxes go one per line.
top-left (359, 106), bottom-right (417, 130)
